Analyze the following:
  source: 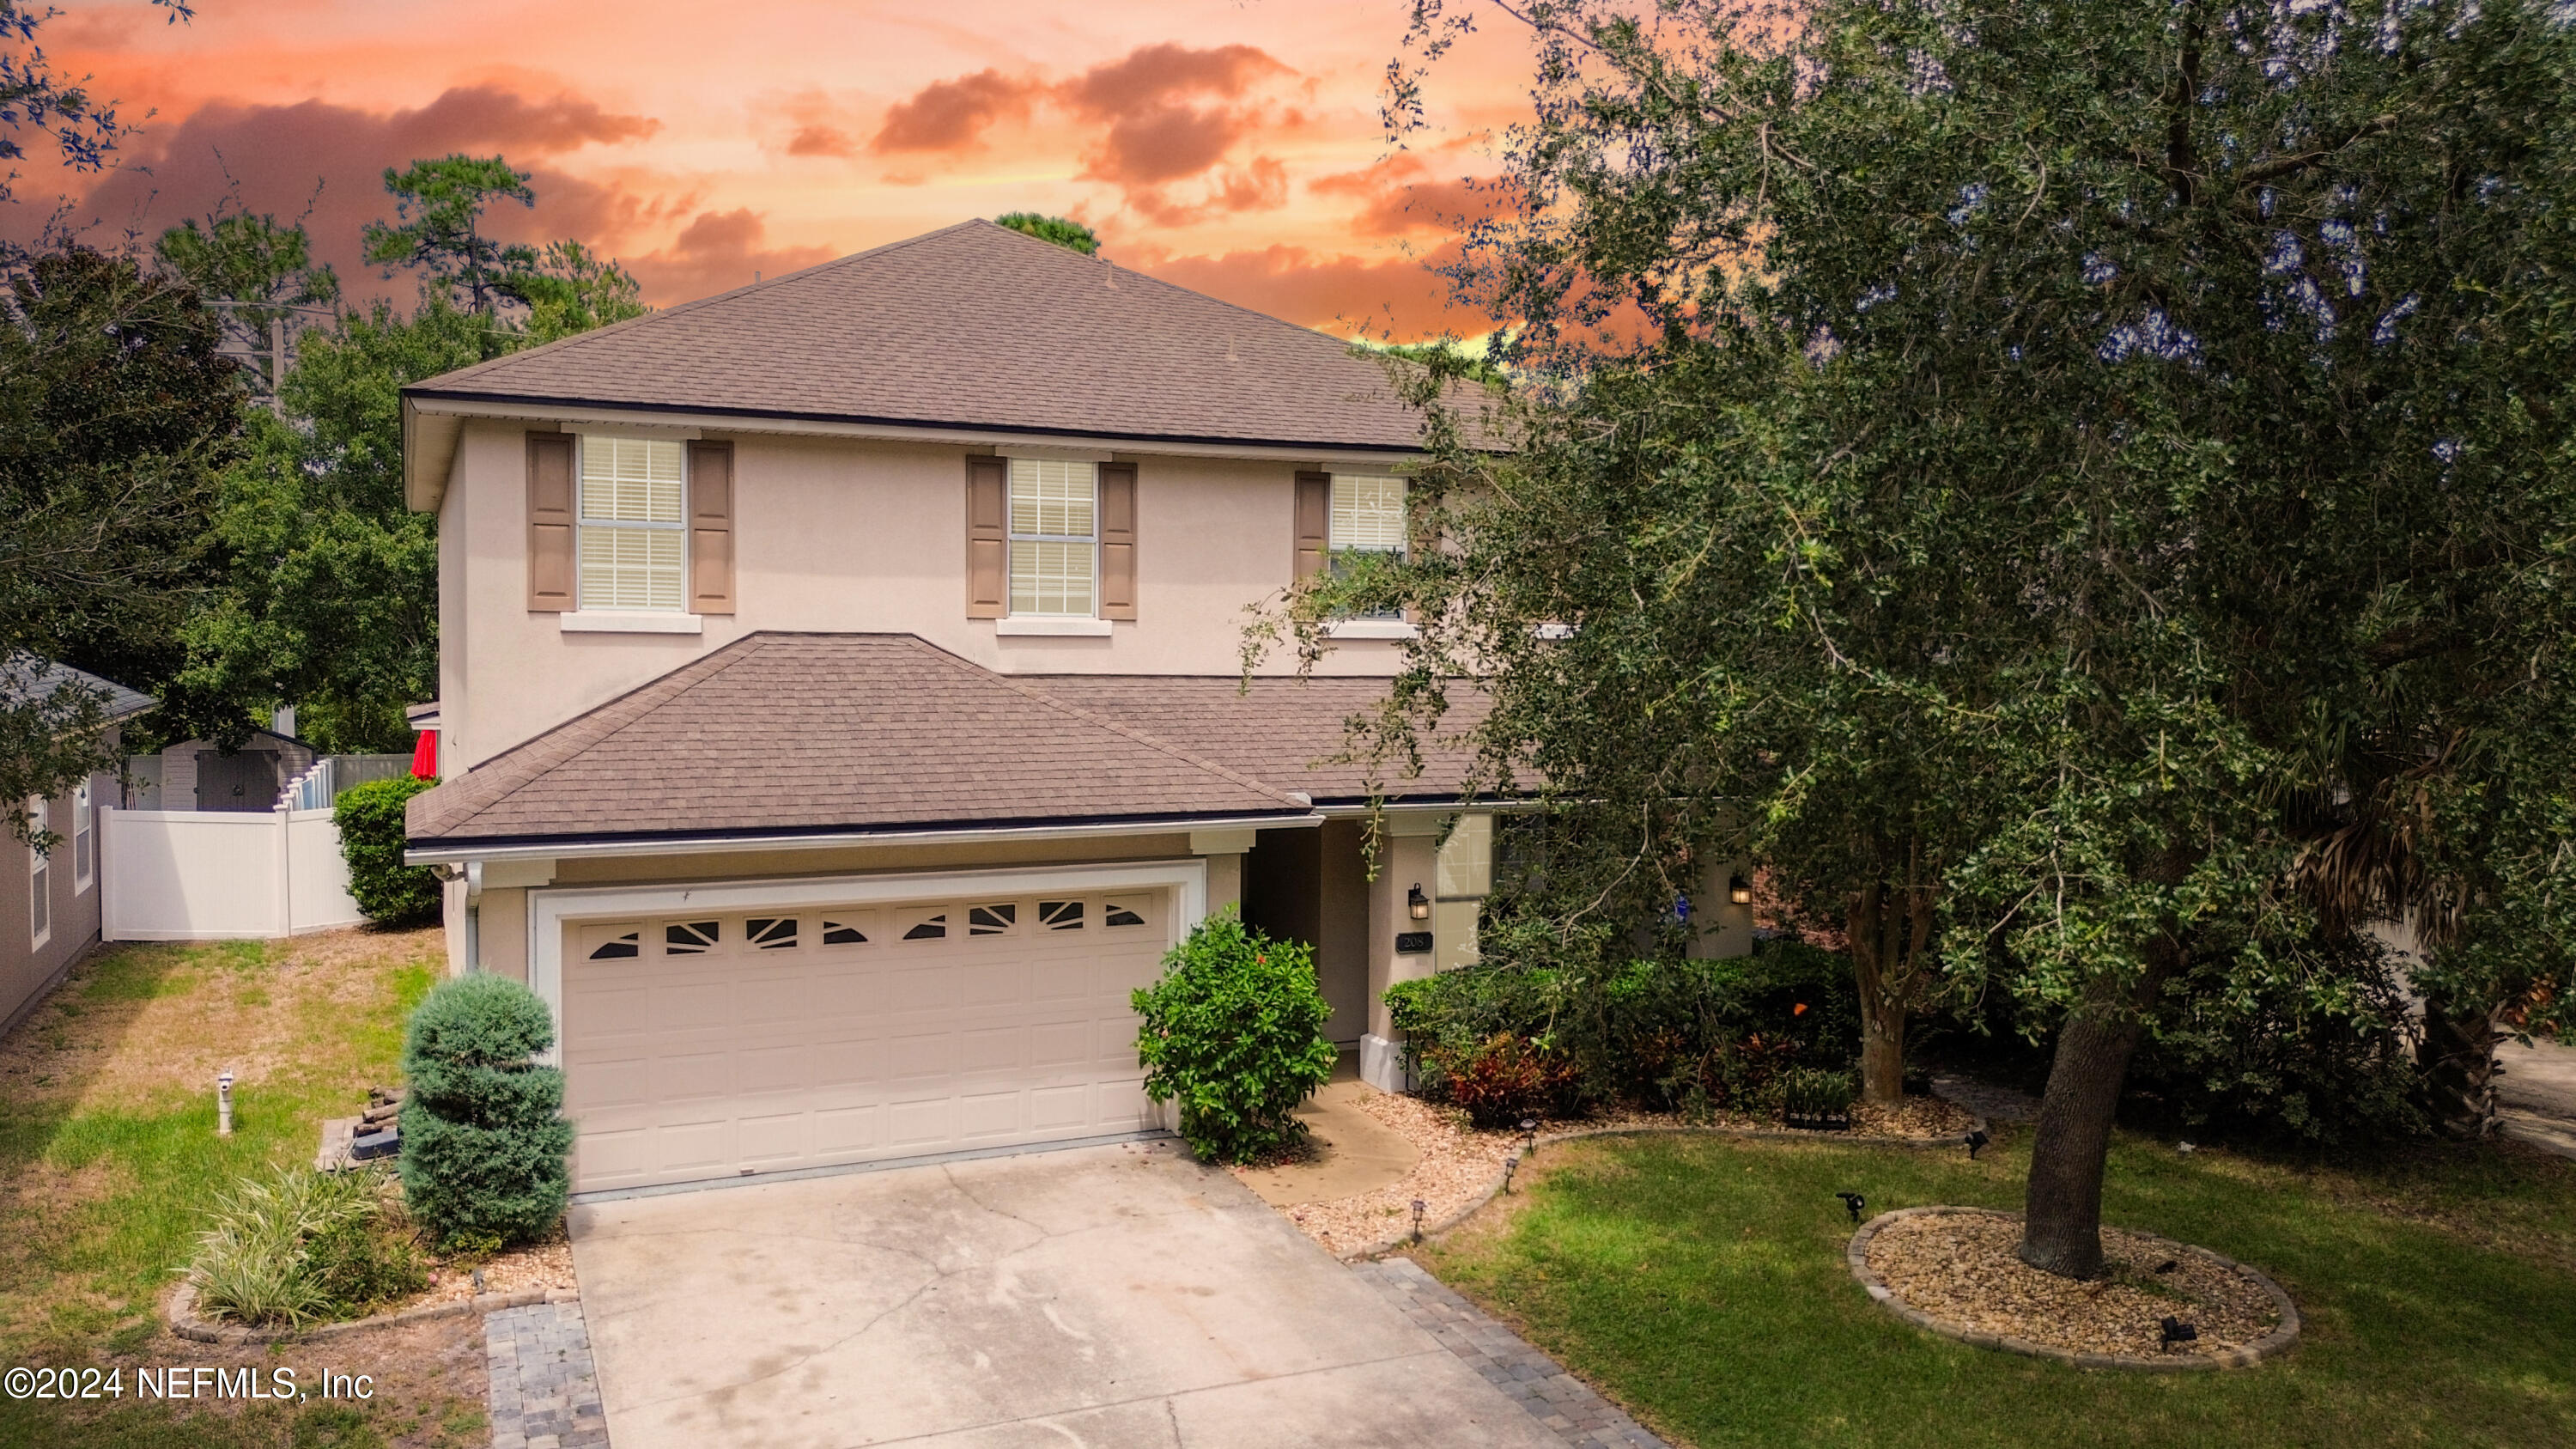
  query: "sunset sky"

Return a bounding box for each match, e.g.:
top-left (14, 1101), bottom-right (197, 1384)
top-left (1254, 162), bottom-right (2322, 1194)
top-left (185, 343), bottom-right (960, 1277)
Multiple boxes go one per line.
top-left (10, 0), bottom-right (1534, 339)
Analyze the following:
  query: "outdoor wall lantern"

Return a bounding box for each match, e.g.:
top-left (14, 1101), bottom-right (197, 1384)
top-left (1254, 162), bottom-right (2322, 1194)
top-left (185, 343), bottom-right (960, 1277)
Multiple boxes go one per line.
top-left (1728, 874), bottom-right (1754, 905)
top-left (1408, 883), bottom-right (1431, 920)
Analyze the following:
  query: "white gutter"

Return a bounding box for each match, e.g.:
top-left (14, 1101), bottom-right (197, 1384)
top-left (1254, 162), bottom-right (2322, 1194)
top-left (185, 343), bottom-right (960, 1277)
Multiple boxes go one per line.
top-left (403, 395), bottom-right (1425, 512)
top-left (405, 811), bottom-right (1324, 867)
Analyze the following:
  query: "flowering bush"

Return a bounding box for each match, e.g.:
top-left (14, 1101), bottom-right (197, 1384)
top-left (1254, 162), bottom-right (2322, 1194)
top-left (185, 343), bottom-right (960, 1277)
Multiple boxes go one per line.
top-left (1132, 911), bottom-right (1338, 1164)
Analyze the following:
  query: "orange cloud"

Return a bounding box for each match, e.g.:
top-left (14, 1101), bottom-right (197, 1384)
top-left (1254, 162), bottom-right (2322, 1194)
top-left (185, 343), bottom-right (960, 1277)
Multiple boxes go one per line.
top-left (623, 207), bottom-right (833, 304)
top-left (30, 85), bottom-right (660, 297)
top-left (1312, 154), bottom-right (1510, 238)
top-left (1135, 241), bottom-right (1479, 338)
top-left (871, 68), bottom-right (1040, 155)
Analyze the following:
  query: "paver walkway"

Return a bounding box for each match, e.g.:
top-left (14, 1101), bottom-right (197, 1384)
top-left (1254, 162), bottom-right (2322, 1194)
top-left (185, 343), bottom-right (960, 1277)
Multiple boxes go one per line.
top-left (486, 1300), bottom-right (610, 1449)
top-left (1351, 1257), bottom-right (1668, 1449)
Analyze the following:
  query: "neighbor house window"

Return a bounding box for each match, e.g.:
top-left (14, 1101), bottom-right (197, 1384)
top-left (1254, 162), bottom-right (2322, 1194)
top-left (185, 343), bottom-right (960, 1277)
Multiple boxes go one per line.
top-left (27, 797), bottom-right (49, 949)
top-left (1008, 459), bottom-right (1097, 617)
top-left (580, 435), bottom-right (687, 611)
top-left (71, 780), bottom-right (92, 893)
top-left (1330, 474), bottom-right (1407, 617)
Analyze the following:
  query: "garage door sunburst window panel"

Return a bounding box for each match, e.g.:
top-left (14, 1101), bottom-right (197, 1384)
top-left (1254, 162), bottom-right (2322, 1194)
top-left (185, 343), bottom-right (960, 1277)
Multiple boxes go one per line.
top-left (580, 436), bottom-right (687, 612)
top-left (1007, 460), bottom-right (1097, 618)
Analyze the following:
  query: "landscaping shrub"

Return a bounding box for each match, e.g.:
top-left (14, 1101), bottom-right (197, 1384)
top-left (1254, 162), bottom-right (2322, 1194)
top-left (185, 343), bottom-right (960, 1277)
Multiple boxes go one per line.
top-left (335, 775), bottom-right (440, 924)
top-left (1445, 1032), bottom-right (1581, 1126)
top-left (1132, 911), bottom-right (1339, 1164)
top-left (398, 973), bottom-right (575, 1246)
top-left (1779, 1067), bottom-right (1857, 1125)
top-left (1385, 936), bottom-right (1865, 1117)
top-left (191, 1166), bottom-right (420, 1326)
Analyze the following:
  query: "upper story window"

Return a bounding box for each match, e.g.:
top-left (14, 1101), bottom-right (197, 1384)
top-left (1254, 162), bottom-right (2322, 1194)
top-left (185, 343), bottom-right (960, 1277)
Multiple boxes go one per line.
top-left (1009, 459), bottom-right (1098, 617)
top-left (1330, 473), bottom-right (1408, 558)
top-left (1331, 474), bottom-right (1407, 619)
top-left (580, 436), bottom-right (687, 611)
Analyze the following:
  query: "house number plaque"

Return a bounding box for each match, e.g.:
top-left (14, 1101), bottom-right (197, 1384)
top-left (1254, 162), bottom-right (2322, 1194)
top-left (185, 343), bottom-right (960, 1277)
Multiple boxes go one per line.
top-left (1394, 931), bottom-right (1434, 955)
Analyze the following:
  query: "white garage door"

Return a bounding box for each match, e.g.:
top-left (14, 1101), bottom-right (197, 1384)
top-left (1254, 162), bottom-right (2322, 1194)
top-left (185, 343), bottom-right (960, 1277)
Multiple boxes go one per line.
top-left (562, 886), bottom-right (1171, 1193)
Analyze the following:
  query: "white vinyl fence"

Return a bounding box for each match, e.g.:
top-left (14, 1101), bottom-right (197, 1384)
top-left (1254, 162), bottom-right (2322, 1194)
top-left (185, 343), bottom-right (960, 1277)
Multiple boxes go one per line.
top-left (100, 806), bottom-right (367, 941)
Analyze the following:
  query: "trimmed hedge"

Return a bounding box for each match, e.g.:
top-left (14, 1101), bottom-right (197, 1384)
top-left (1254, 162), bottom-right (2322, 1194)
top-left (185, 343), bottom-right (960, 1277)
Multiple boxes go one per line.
top-left (334, 775), bottom-right (440, 924)
top-left (1132, 912), bottom-right (1339, 1164)
top-left (398, 974), bottom-right (574, 1247)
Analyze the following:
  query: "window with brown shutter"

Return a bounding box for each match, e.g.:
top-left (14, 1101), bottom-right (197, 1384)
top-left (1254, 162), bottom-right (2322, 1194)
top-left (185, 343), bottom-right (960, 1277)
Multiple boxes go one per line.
top-left (1292, 470), bottom-right (1331, 581)
top-left (526, 433), bottom-right (575, 612)
top-left (1099, 460), bottom-right (1137, 620)
top-left (965, 454), bottom-right (1007, 618)
top-left (687, 441), bottom-right (735, 614)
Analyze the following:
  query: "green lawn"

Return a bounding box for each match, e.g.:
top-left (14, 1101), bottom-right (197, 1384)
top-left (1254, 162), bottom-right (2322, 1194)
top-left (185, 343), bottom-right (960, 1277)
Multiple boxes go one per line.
top-left (0, 930), bottom-right (461, 1448)
top-left (1418, 1128), bottom-right (2576, 1448)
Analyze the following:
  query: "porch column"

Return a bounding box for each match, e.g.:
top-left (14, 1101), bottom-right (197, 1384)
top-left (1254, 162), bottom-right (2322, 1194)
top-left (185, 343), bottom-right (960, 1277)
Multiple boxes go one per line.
top-left (1360, 817), bottom-right (1445, 1093)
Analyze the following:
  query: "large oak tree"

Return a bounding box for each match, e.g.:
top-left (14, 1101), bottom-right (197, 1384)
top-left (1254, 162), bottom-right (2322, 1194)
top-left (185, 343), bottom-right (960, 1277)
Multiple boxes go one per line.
top-left (1307, 0), bottom-right (2576, 1276)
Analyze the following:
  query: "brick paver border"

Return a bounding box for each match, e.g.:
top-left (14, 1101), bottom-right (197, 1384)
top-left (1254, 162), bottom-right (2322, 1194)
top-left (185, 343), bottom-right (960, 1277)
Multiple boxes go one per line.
top-left (485, 1299), bottom-right (610, 1449)
top-left (1352, 1257), bottom-right (1668, 1449)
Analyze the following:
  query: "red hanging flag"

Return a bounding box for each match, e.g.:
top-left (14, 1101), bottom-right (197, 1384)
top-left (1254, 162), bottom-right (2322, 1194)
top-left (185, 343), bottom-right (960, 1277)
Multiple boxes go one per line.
top-left (410, 729), bottom-right (439, 780)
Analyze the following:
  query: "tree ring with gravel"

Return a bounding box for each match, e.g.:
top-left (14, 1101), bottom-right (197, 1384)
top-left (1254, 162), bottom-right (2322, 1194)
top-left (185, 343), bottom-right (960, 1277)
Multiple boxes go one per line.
top-left (1846, 1206), bottom-right (2300, 1371)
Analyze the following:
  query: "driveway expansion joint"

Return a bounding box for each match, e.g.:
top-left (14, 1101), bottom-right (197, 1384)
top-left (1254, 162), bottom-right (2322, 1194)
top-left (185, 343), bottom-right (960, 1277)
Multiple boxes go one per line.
top-left (1352, 1257), bottom-right (1668, 1449)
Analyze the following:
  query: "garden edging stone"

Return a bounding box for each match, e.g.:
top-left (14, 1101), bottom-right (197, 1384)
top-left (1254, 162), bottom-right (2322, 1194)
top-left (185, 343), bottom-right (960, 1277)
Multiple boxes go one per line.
top-left (165, 1277), bottom-right (582, 1345)
top-left (1349, 1112), bottom-right (1990, 1262)
top-left (1844, 1206), bottom-right (2301, 1371)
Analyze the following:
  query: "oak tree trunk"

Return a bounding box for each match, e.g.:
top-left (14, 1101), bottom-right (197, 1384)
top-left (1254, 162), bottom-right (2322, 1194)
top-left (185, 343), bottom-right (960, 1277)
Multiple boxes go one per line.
top-left (2018, 946), bottom-right (2179, 1280)
top-left (1847, 879), bottom-right (1935, 1108)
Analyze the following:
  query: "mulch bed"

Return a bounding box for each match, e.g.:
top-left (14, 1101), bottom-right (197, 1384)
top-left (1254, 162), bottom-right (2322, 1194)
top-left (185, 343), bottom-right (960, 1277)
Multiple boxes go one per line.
top-left (1860, 1208), bottom-right (2288, 1363)
top-left (1275, 1090), bottom-right (1981, 1259)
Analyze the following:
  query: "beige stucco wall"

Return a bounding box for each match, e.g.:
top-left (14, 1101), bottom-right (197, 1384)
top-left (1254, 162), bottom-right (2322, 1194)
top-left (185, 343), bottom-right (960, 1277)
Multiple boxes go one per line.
top-left (440, 421), bottom-right (1412, 771)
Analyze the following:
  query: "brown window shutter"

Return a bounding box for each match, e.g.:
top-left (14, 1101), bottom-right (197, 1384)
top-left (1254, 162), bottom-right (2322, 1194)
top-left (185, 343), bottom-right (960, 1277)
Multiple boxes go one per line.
top-left (1292, 470), bottom-right (1331, 581)
top-left (966, 454), bottom-right (1007, 618)
top-left (1099, 460), bottom-right (1138, 620)
top-left (526, 433), bottom-right (575, 612)
top-left (687, 441), bottom-right (736, 614)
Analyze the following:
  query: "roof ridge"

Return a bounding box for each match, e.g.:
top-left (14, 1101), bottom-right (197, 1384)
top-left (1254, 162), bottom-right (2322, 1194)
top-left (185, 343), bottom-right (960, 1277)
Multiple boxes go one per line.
top-left (891, 636), bottom-right (1308, 807)
top-left (412, 222), bottom-right (987, 393)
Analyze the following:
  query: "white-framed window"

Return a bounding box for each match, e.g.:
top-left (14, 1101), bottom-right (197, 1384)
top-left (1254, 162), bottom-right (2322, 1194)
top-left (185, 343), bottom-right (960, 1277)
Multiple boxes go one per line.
top-left (71, 779), bottom-right (93, 894)
top-left (27, 796), bottom-right (49, 950)
top-left (579, 435), bottom-right (687, 611)
top-left (1008, 459), bottom-right (1098, 617)
top-left (1330, 473), bottom-right (1407, 618)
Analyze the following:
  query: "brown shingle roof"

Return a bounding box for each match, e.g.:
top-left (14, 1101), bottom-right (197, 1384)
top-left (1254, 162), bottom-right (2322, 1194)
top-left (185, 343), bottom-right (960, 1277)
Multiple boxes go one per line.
top-left (1019, 674), bottom-right (1493, 806)
top-left (404, 220), bottom-right (1443, 453)
top-left (405, 635), bottom-right (1312, 849)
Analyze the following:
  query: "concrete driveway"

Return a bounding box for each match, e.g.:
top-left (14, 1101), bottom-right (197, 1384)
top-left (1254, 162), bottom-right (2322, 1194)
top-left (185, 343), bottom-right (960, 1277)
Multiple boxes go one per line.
top-left (567, 1141), bottom-right (1566, 1449)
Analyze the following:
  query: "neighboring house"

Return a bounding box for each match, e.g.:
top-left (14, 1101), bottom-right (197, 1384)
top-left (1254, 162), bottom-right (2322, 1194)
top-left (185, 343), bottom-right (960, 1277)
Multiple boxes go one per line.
top-left (1, 661), bottom-right (154, 1035)
top-left (399, 220), bottom-right (1753, 1196)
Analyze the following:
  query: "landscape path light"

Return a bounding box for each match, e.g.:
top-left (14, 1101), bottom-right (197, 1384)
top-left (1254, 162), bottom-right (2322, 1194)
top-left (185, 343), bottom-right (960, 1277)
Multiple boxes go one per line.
top-left (1836, 1191), bottom-right (1867, 1226)
top-left (1411, 1198), bottom-right (1428, 1242)
top-left (1965, 1128), bottom-right (1990, 1160)
top-left (1519, 1118), bottom-right (1539, 1159)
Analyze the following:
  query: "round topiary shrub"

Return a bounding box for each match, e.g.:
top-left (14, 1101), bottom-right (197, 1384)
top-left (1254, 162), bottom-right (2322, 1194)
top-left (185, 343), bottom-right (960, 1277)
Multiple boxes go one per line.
top-left (398, 974), bottom-right (575, 1248)
top-left (334, 775), bottom-right (440, 924)
top-left (1132, 911), bottom-right (1338, 1164)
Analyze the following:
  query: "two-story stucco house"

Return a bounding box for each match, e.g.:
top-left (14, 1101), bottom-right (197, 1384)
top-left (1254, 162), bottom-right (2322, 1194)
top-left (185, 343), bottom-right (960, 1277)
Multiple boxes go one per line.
top-left (400, 220), bottom-right (1753, 1196)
